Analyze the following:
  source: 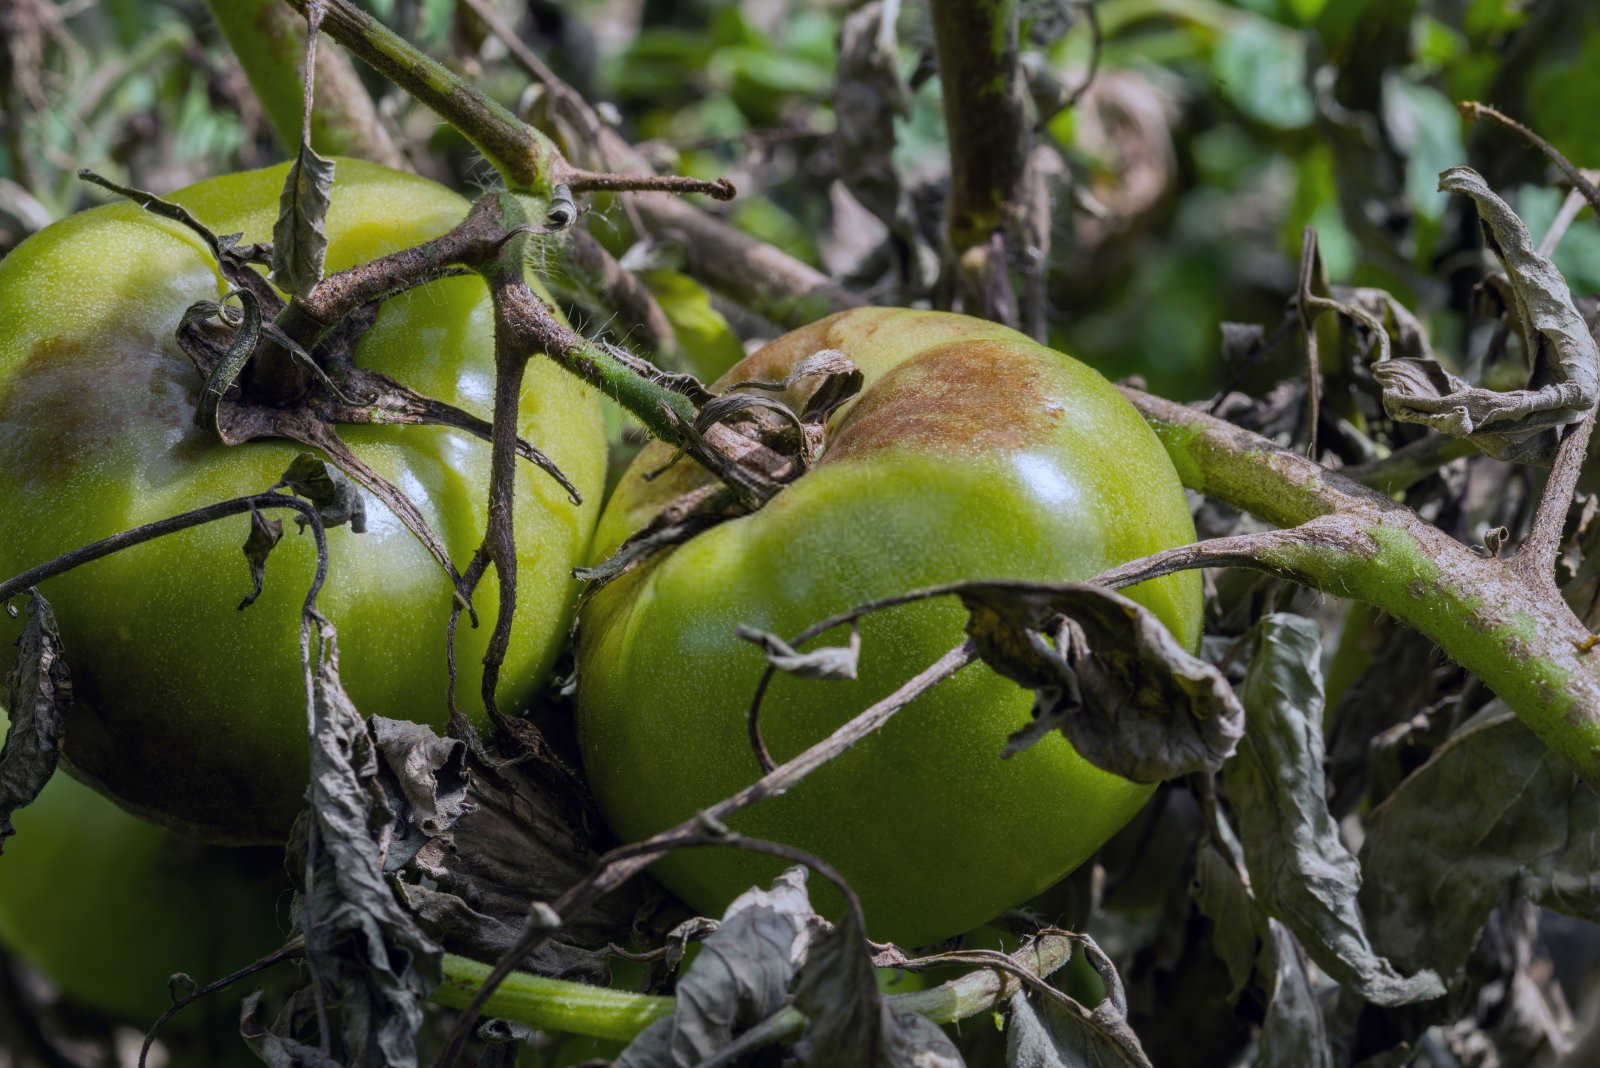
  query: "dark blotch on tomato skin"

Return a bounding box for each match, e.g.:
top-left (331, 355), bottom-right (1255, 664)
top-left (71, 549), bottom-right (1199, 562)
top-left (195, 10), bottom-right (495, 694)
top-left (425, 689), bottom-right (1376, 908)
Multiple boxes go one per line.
top-left (0, 335), bottom-right (200, 488)
top-left (822, 340), bottom-right (1055, 463)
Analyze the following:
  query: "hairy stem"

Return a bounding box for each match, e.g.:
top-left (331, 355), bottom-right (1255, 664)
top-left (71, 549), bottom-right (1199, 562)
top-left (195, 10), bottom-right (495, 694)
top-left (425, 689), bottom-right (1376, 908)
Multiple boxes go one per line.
top-left (1122, 386), bottom-right (1600, 780)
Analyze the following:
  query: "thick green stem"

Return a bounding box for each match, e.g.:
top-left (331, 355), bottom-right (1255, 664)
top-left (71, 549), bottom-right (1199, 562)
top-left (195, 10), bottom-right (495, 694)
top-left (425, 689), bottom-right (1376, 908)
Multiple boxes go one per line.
top-left (1121, 387), bottom-right (1600, 780)
top-left (281, 0), bottom-right (559, 192)
top-left (432, 931), bottom-right (1075, 1044)
top-left (432, 955), bottom-right (673, 1042)
top-left (206, 0), bottom-right (403, 166)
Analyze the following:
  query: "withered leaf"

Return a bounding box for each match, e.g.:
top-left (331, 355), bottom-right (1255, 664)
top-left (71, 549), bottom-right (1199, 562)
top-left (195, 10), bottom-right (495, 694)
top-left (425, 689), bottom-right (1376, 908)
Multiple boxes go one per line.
top-left (1224, 614), bottom-right (1444, 1006)
top-left (737, 622), bottom-right (861, 681)
top-left (791, 899), bottom-right (963, 1067)
top-left (238, 508), bottom-right (284, 610)
top-left (272, 145), bottom-right (334, 298)
top-left (1004, 937), bottom-right (1151, 1068)
top-left (193, 290), bottom-right (263, 432)
top-left (1372, 167), bottom-right (1598, 461)
top-left (277, 452), bottom-right (368, 534)
top-left (952, 581), bottom-right (1242, 782)
top-left (289, 617), bottom-right (441, 1067)
top-left (369, 716), bottom-right (469, 865)
top-left (1360, 704), bottom-right (1600, 979)
top-left (619, 867), bottom-right (824, 1067)
top-left (0, 591), bottom-right (69, 852)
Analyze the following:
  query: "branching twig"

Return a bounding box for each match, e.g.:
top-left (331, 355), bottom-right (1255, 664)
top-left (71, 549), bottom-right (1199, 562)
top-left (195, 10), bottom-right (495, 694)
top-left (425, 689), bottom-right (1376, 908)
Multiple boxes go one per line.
top-left (1512, 404), bottom-right (1598, 595)
top-left (139, 939), bottom-right (307, 1068)
top-left (0, 493), bottom-right (326, 607)
top-left (1122, 384), bottom-right (1600, 779)
top-left (1462, 101), bottom-right (1600, 219)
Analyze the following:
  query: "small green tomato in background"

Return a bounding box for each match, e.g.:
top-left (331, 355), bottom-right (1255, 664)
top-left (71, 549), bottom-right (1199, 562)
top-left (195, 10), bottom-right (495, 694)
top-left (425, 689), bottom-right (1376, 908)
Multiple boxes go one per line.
top-left (576, 307), bottom-right (1202, 948)
top-left (0, 160), bottom-right (606, 842)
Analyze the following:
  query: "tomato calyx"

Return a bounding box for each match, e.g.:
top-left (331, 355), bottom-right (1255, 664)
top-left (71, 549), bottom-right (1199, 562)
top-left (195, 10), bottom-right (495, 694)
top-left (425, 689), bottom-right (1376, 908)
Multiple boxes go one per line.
top-left (577, 347), bottom-right (866, 591)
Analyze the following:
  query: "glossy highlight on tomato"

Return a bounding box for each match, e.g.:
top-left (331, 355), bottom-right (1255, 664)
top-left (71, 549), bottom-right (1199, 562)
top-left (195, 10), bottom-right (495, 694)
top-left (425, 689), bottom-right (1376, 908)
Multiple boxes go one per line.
top-left (575, 307), bottom-right (1202, 947)
top-left (0, 160), bottom-right (607, 842)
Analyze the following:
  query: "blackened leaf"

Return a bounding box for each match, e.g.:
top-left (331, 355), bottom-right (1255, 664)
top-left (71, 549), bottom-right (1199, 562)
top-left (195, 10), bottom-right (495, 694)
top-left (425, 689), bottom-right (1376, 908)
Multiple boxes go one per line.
top-left (1219, 321), bottom-right (1269, 369)
top-left (239, 509), bottom-right (284, 610)
top-left (956, 581), bottom-right (1241, 781)
top-left (1190, 842), bottom-right (1262, 1002)
top-left (1191, 830), bottom-right (1332, 1066)
top-left (272, 146), bottom-right (334, 298)
top-left (791, 901), bottom-right (963, 1066)
top-left (1256, 920), bottom-right (1332, 1068)
top-left (393, 883), bottom-right (610, 982)
top-left (1372, 167), bottom-right (1598, 461)
top-left (293, 617), bottom-right (442, 1067)
top-left (0, 591), bottom-right (69, 852)
top-left (1360, 704), bottom-right (1600, 979)
top-left (1004, 938), bottom-right (1150, 1068)
top-left (618, 867), bottom-right (824, 1067)
top-left (195, 289), bottom-right (263, 432)
top-left (369, 717), bottom-right (469, 868)
top-left (241, 989), bottom-right (342, 1068)
top-left (278, 452), bottom-right (368, 534)
top-left (1223, 614), bottom-right (1444, 1006)
top-left (737, 623), bottom-right (861, 680)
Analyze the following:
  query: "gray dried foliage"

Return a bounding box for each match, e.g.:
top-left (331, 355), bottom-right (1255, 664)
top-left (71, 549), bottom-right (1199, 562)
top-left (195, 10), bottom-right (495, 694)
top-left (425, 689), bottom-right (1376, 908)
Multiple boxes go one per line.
top-left (1224, 613), bottom-right (1445, 1007)
top-left (272, 146), bottom-right (334, 298)
top-left (1372, 167), bottom-right (1599, 461)
top-left (0, 590), bottom-right (68, 852)
top-left (1360, 704), bottom-right (1600, 980)
top-left (945, 581), bottom-right (1241, 781)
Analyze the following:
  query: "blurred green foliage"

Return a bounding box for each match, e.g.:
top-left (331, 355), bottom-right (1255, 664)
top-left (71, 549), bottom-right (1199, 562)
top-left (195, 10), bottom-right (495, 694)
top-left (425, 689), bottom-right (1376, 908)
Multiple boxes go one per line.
top-left (2, 0), bottom-right (1597, 404)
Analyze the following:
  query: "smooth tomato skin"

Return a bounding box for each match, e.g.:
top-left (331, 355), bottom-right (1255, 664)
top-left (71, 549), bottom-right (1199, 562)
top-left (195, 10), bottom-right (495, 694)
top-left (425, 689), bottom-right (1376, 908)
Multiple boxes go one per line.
top-left (576, 308), bottom-right (1202, 947)
top-left (0, 160), bottom-right (606, 842)
top-left (0, 717), bottom-right (288, 1031)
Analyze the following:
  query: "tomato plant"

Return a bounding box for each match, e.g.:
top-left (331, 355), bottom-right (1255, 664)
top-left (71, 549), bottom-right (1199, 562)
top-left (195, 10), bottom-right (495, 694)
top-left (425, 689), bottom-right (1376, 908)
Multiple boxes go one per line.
top-left (575, 307), bottom-right (1203, 947)
top-left (0, 160), bottom-right (607, 843)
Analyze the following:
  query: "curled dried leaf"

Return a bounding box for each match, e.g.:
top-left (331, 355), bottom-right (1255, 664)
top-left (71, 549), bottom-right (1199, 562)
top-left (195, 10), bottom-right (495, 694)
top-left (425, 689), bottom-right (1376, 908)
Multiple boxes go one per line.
top-left (952, 581), bottom-right (1242, 782)
top-left (737, 622), bottom-right (861, 681)
top-left (0, 591), bottom-right (69, 852)
top-left (239, 508), bottom-right (285, 610)
top-left (275, 452), bottom-right (367, 534)
top-left (1373, 167), bottom-right (1598, 461)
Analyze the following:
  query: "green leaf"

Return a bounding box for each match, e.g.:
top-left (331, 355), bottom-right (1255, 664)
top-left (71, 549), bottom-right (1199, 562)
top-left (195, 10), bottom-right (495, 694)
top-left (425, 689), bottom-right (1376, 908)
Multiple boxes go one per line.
top-left (1380, 75), bottom-right (1465, 223)
top-left (1212, 21), bottom-right (1313, 129)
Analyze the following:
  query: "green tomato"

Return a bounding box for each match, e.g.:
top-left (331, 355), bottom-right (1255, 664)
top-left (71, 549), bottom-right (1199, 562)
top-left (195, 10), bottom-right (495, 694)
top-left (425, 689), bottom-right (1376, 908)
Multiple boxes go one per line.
top-left (0, 160), bottom-right (606, 842)
top-left (575, 308), bottom-right (1201, 947)
top-left (0, 716), bottom-right (288, 1031)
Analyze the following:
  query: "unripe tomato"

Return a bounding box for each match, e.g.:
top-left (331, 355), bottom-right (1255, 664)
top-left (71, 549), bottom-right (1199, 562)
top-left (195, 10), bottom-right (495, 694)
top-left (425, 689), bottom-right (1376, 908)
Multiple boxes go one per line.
top-left (0, 716), bottom-right (288, 1031)
top-left (0, 161), bottom-right (606, 842)
top-left (575, 308), bottom-right (1201, 947)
